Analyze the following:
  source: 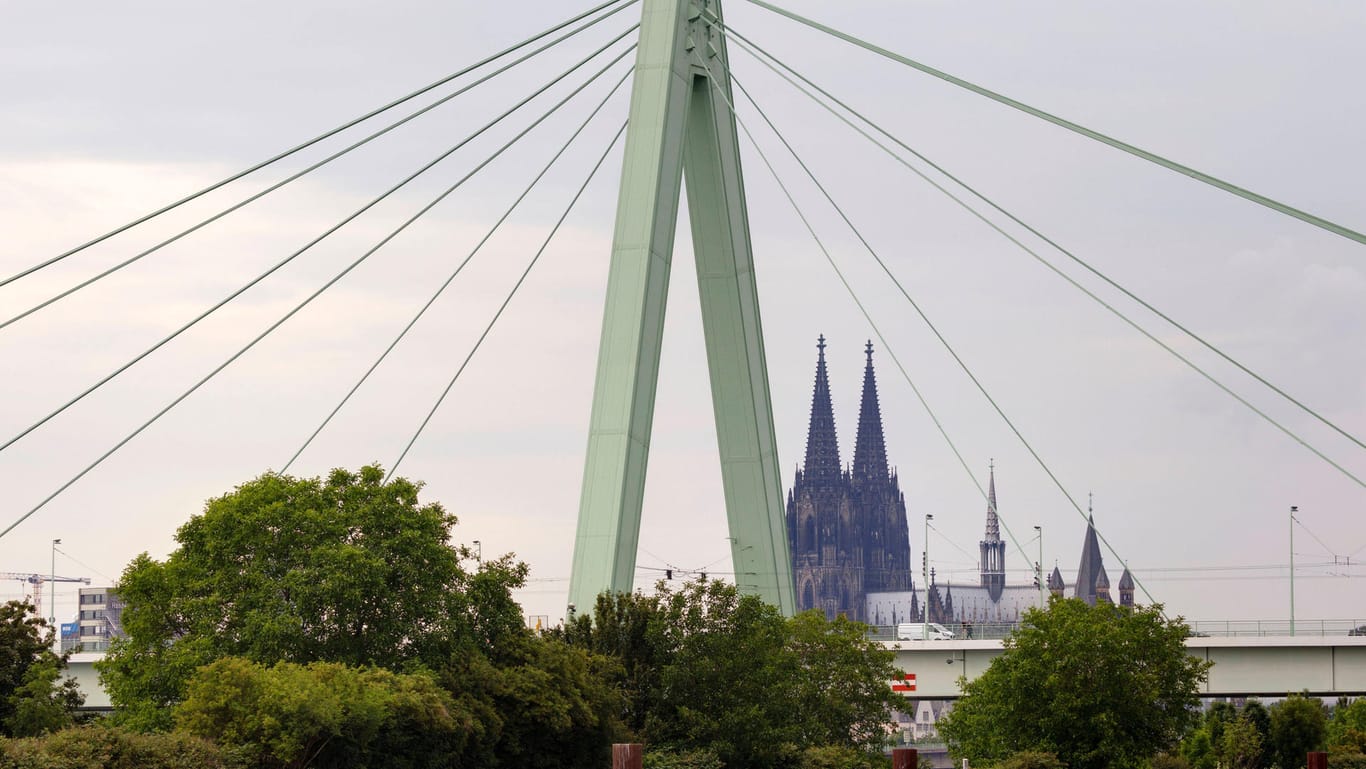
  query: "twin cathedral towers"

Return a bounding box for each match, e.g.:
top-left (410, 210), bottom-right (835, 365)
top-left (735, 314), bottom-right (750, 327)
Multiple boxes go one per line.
top-left (786, 335), bottom-right (1136, 622)
top-left (786, 335), bottom-right (919, 621)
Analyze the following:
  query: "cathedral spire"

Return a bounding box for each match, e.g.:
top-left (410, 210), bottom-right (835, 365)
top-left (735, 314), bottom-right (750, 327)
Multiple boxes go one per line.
top-left (984, 460), bottom-right (1001, 543)
top-left (802, 335), bottom-right (842, 484)
top-left (851, 340), bottom-right (889, 489)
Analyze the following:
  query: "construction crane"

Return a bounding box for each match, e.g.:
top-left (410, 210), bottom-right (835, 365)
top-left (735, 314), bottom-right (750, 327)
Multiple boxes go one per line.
top-left (1, 572), bottom-right (91, 622)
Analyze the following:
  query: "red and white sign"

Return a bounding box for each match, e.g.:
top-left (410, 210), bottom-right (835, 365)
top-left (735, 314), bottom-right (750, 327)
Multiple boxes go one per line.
top-left (890, 673), bottom-right (916, 694)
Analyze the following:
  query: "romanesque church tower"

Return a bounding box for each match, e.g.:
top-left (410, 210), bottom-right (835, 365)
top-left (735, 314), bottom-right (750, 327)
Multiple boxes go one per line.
top-left (786, 337), bottom-right (914, 621)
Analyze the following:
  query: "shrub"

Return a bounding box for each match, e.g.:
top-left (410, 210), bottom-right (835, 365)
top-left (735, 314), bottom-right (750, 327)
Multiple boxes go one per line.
top-left (0, 724), bottom-right (246, 769)
top-left (990, 751), bottom-right (1068, 769)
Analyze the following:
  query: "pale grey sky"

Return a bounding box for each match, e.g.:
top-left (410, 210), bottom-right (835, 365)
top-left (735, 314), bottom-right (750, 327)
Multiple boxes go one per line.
top-left (2, 1), bottom-right (1363, 628)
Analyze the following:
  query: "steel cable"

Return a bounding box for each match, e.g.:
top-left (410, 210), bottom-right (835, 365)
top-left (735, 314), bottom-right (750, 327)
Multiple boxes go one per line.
top-left (0, 28), bottom-right (638, 459)
top-left (0, 43), bottom-right (636, 541)
top-left (0, 0), bottom-right (639, 290)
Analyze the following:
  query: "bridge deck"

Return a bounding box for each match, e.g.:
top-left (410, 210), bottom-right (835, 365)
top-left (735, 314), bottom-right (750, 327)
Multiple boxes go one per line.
top-left (885, 635), bottom-right (1366, 699)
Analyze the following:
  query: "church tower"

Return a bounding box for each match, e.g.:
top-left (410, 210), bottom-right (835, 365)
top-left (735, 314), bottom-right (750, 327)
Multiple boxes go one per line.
top-left (1118, 567), bottom-right (1135, 607)
top-left (1094, 564), bottom-right (1112, 604)
top-left (978, 462), bottom-right (1007, 601)
top-left (786, 336), bottom-right (862, 620)
top-left (852, 342), bottom-right (913, 594)
top-left (1074, 496), bottom-right (1107, 606)
top-left (1047, 565), bottom-right (1065, 598)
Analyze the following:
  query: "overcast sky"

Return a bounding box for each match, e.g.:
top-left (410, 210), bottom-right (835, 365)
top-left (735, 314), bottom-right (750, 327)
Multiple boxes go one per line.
top-left (2, 1), bottom-right (1363, 629)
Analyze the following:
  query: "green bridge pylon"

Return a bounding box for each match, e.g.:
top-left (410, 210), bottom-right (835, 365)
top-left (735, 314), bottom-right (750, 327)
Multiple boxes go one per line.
top-left (567, 0), bottom-right (795, 617)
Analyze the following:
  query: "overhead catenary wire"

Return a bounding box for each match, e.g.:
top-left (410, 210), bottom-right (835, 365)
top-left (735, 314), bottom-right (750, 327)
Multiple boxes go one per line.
top-left (712, 24), bottom-right (1366, 494)
top-left (282, 66), bottom-right (634, 473)
top-left (0, 0), bottom-right (639, 290)
top-left (714, 23), bottom-right (1366, 458)
top-left (384, 120), bottom-right (628, 481)
top-left (712, 63), bottom-right (1157, 606)
top-left (1, 0), bottom-right (641, 333)
top-left (0, 28), bottom-right (639, 459)
top-left (698, 56), bottom-right (1036, 577)
top-left (0, 45), bottom-right (635, 543)
top-left (738, 0), bottom-right (1366, 249)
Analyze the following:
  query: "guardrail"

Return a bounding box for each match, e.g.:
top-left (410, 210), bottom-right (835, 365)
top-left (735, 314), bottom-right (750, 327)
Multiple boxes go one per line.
top-left (865, 619), bottom-right (1366, 641)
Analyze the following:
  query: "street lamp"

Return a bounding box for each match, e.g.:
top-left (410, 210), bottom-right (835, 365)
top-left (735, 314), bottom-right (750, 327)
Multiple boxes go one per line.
top-left (1289, 506), bottom-right (1297, 637)
top-left (923, 514), bottom-right (933, 641)
top-left (472, 540), bottom-right (482, 562)
top-left (49, 539), bottom-right (60, 632)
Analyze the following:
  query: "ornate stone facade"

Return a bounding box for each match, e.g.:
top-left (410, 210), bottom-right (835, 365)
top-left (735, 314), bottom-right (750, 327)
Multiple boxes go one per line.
top-left (786, 337), bottom-right (914, 621)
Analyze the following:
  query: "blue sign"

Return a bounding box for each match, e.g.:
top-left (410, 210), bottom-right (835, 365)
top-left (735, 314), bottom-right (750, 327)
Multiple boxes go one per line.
top-left (60, 622), bottom-right (79, 638)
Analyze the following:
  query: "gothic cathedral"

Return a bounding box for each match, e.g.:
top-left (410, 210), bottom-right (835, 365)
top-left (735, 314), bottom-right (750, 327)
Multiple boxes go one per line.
top-left (785, 336), bottom-right (914, 621)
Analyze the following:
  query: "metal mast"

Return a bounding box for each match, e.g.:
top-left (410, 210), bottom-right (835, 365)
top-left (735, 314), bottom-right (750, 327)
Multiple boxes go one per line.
top-left (568, 0), bottom-right (794, 616)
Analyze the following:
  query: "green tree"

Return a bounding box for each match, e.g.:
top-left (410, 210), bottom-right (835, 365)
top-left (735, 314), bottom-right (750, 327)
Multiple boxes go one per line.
top-left (559, 580), bottom-right (899, 769)
top-left (0, 600), bottom-right (84, 737)
top-left (98, 465), bottom-right (524, 730)
top-left (1218, 715), bottom-right (1264, 769)
top-left (1244, 700), bottom-right (1274, 769)
top-left (937, 598), bottom-right (1210, 769)
top-left (1329, 698), bottom-right (1366, 753)
top-left (1270, 695), bottom-right (1327, 769)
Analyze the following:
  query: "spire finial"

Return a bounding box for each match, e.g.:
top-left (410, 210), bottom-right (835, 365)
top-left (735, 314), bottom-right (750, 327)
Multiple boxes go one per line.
top-left (1088, 491), bottom-right (1094, 518)
top-left (865, 339), bottom-right (874, 362)
top-left (817, 334), bottom-right (826, 353)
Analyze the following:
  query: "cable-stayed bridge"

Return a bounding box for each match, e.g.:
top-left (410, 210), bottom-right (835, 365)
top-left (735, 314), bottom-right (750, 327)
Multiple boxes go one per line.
top-left (1, 0), bottom-right (1362, 629)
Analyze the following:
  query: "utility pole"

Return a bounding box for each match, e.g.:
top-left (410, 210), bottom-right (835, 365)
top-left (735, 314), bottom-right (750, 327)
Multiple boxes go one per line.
top-left (924, 513), bottom-right (932, 641)
top-left (1034, 525), bottom-right (1044, 608)
top-left (1289, 505), bottom-right (1297, 636)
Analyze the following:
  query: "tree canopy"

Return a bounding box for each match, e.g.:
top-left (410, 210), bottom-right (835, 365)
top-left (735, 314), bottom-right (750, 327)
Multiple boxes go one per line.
top-left (559, 579), bottom-right (901, 769)
top-left (938, 598), bottom-right (1209, 769)
top-left (98, 465), bottom-right (522, 730)
top-left (0, 600), bottom-right (84, 738)
top-left (1268, 695), bottom-right (1327, 769)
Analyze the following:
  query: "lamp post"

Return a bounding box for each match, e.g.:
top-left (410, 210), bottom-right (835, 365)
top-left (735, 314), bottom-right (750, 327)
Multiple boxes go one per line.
top-left (1289, 506), bottom-right (1297, 637)
top-left (1034, 526), bottom-right (1044, 608)
top-left (923, 514), bottom-right (933, 641)
top-left (49, 539), bottom-right (60, 633)
top-left (472, 540), bottom-right (482, 562)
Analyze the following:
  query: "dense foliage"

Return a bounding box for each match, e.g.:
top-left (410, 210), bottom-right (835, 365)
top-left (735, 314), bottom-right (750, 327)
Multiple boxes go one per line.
top-left (18, 465), bottom-right (907, 768)
top-left (0, 724), bottom-right (244, 769)
top-left (98, 466), bottom-right (503, 730)
top-left (938, 598), bottom-right (1209, 769)
top-left (559, 579), bottom-right (901, 769)
top-left (1269, 695), bottom-right (1328, 769)
top-left (92, 465), bottom-right (623, 767)
top-left (0, 601), bottom-right (84, 738)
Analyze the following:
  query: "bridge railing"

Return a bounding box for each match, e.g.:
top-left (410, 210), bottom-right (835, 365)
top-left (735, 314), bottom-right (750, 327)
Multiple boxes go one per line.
top-left (866, 619), bottom-right (1366, 641)
top-left (1187, 619), bottom-right (1366, 637)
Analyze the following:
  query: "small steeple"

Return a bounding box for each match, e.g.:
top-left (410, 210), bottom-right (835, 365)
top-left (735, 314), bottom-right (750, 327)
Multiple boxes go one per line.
top-left (1047, 565), bottom-right (1065, 598)
top-left (851, 340), bottom-right (889, 490)
top-left (1095, 563), bottom-right (1112, 604)
top-left (1118, 567), bottom-right (1136, 607)
top-left (801, 335), bottom-right (842, 484)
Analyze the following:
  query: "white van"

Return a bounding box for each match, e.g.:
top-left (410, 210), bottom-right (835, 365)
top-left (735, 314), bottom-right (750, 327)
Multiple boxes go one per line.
top-left (895, 622), bottom-right (955, 640)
